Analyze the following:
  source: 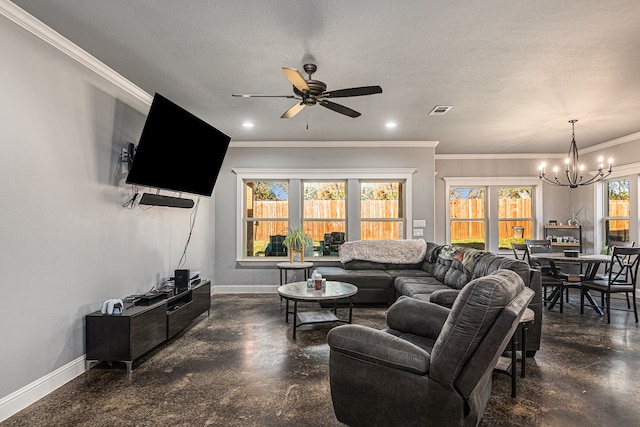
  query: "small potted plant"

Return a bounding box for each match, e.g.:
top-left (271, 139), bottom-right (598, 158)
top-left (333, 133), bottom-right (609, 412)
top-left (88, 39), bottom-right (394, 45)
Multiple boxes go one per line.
top-left (283, 225), bottom-right (309, 263)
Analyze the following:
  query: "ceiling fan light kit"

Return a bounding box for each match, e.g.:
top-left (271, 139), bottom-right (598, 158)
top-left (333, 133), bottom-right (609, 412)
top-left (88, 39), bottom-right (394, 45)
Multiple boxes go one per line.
top-left (538, 119), bottom-right (613, 188)
top-left (233, 63), bottom-right (382, 119)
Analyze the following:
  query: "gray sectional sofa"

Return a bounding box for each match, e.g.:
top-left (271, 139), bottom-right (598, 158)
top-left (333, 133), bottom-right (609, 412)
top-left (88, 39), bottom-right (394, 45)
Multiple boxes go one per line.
top-left (315, 240), bottom-right (543, 355)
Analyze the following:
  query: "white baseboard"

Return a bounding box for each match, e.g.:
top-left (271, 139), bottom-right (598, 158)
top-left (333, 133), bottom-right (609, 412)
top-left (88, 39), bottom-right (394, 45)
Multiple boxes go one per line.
top-left (0, 355), bottom-right (86, 423)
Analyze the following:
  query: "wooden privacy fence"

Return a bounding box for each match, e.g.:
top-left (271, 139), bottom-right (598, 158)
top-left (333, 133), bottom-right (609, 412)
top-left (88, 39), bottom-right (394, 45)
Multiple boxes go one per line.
top-left (608, 199), bottom-right (631, 239)
top-left (250, 200), bottom-right (400, 241)
top-left (450, 198), bottom-right (532, 240)
top-left (249, 199), bottom-right (631, 242)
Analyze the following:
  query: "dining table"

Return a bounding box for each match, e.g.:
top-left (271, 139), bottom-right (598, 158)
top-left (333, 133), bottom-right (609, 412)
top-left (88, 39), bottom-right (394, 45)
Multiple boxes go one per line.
top-left (529, 253), bottom-right (611, 315)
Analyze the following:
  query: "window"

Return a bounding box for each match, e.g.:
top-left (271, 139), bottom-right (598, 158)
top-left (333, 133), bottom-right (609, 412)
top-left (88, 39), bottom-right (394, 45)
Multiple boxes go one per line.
top-left (444, 177), bottom-right (543, 253)
top-left (235, 168), bottom-right (416, 260)
top-left (604, 179), bottom-right (630, 244)
top-left (449, 187), bottom-right (486, 249)
top-left (360, 181), bottom-right (405, 240)
top-left (498, 187), bottom-right (533, 250)
top-left (243, 181), bottom-right (289, 257)
top-left (303, 181), bottom-right (346, 256)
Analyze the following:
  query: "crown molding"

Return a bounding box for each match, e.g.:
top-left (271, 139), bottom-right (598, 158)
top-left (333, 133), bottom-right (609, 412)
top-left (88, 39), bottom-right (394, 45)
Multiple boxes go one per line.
top-left (579, 131), bottom-right (640, 153)
top-left (231, 167), bottom-right (417, 179)
top-left (0, 0), bottom-right (152, 106)
top-left (435, 153), bottom-right (566, 160)
top-left (230, 140), bottom-right (438, 148)
top-left (442, 176), bottom-right (542, 185)
top-left (436, 131), bottom-right (640, 160)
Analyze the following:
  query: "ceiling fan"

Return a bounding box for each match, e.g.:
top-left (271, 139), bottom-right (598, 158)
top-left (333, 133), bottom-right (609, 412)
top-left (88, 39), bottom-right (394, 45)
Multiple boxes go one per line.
top-left (232, 63), bottom-right (382, 118)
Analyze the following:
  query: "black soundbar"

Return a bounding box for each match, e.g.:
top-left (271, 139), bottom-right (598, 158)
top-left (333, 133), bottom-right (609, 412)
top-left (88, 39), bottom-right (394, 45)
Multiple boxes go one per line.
top-left (139, 193), bottom-right (195, 208)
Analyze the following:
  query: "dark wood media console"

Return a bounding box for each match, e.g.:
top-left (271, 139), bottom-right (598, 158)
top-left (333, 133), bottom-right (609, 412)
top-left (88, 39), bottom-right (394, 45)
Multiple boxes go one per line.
top-left (85, 280), bottom-right (211, 376)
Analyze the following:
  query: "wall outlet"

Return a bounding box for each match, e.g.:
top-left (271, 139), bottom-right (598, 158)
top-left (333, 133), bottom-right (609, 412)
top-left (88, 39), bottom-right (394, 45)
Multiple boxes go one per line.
top-left (413, 228), bottom-right (424, 237)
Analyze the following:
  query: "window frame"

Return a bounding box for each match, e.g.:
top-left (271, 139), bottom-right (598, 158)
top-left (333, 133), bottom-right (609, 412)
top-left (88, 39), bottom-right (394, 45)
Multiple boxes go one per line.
top-left (302, 180), bottom-right (348, 255)
top-left (359, 180), bottom-right (406, 240)
top-left (603, 178), bottom-right (631, 245)
top-left (242, 180), bottom-right (290, 258)
top-left (443, 177), bottom-right (543, 253)
top-left (497, 186), bottom-right (534, 249)
top-left (234, 168), bottom-right (416, 261)
top-left (449, 186), bottom-right (487, 250)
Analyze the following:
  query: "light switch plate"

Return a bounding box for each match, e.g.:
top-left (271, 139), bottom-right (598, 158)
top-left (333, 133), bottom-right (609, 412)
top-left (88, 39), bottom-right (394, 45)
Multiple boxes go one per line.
top-left (413, 229), bottom-right (424, 237)
top-left (413, 219), bottom-right (426, 228)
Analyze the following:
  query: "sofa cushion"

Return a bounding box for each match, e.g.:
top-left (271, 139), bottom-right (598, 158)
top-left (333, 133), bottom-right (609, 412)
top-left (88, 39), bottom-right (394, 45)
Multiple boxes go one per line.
top-left (421, 242), bottom-right (444, 274)
top-left (472, 253), bottom-right (532, 289)
top-left (315, 267), bottom-right (392, 290)
top-left (433, 246), bottom-right (483, 290)
top-left (343, 260), bottom-right (387, 270)
top-left (383, 328), bottom-right (437, 353)
top-left (394, 277), bottom-right (449, 298)
top-left (385, 269), bottom-right (431, 279)
top-left (428, 289), bottom-right (462, 308)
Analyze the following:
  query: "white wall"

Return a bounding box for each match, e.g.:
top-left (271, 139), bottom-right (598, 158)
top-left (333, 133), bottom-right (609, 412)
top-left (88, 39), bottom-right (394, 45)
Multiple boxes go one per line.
top-left (0, 12), bottom-right (215, 413)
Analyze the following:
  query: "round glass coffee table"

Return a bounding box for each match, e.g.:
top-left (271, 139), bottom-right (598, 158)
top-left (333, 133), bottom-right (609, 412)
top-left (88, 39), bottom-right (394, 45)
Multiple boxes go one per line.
top-left (277, 281), bottom-right (358, 339)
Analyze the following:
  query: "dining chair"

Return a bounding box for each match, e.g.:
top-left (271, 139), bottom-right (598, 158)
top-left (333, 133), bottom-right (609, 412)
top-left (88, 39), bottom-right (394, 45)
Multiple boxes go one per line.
top-left (525, 239), bottom-right (555, 272)
top-left (598, 241), bottom-right (637, 306)
top-left (606, 240), bottom-right (636, 274)
top-left (518, 241), bottom-right (564, 307)
top-left (580, 247), bottom-right (640, 323)
top-left (511, 242), bottom-right (529, 262)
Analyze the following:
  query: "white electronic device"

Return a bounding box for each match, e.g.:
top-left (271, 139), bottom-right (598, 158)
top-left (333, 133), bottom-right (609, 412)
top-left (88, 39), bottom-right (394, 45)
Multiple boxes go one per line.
top-left (101, 299), bottom-right (124, 315)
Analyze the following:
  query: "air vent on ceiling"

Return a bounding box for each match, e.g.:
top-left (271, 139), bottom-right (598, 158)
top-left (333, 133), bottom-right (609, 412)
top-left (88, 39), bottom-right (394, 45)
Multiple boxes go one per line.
top-left (429, 105), bottom-right (452, 115)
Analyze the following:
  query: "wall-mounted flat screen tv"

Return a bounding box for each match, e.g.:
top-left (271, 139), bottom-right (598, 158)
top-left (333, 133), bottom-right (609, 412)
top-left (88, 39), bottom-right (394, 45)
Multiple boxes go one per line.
top-left (126, 93), bottom-right (231, 197)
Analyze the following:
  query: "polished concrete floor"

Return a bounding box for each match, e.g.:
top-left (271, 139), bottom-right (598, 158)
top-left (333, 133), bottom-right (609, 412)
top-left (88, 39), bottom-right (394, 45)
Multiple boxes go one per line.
top-left (3, 292), bottom-right (640, 426)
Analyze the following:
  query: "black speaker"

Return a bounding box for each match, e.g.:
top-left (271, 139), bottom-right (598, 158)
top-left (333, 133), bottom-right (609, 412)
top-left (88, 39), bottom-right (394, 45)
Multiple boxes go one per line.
top-left (139, 193), bottom-right (194, 208)
top-left (175, 269), bottom-right (190, 289)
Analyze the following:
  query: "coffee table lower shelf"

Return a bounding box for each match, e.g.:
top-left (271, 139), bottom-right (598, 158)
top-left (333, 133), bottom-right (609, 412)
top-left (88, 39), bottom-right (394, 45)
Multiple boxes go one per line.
top-left (284, 299), bottom-right (354, 339)
top-left (297, 310), bottom-right (341, 324)
top-left (278, 281), bottom-right (358, 339)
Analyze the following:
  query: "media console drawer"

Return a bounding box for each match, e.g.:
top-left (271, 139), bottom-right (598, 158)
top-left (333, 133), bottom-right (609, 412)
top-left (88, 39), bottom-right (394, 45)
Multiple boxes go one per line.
top-left (167, 300), bottom-right (195, 338)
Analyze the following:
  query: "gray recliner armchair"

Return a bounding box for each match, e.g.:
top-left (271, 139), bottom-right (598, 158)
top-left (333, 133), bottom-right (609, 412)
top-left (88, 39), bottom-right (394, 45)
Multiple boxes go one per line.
top-left (327, 269), bottom-right (534, 427)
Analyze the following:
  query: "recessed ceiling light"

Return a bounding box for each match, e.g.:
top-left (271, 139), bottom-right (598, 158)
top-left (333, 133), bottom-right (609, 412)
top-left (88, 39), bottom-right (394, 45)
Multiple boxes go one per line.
top-left (429, 105), bottom-right (452, 115)
top-left (385, 122), bottom-right (397, 128)
top-left (242, 122), bottom-right (255, 128)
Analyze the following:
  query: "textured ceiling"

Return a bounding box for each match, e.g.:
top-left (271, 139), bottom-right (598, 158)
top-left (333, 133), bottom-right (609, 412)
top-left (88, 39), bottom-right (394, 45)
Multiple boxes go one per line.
top-left (9, 0), bottom-right (640, 154)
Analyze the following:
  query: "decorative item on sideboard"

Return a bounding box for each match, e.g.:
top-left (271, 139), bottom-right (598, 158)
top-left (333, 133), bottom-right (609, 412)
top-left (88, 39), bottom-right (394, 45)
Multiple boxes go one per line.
top-left (567, 206), bottom-right (583, 226)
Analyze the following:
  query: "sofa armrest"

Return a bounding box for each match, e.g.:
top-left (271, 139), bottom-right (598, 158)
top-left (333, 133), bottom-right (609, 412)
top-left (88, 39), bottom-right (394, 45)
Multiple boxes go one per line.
top-left (428, 289), bottom-right (461, 308)
top-left (327, 324), bottom-right (430, 375)
top-left (386, 296), bottom-right (450, 339)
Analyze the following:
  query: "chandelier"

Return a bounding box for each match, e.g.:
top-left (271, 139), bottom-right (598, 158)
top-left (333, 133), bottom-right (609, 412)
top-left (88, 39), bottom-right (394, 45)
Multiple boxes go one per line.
top-left (538, 119), bottom-right (613, 188)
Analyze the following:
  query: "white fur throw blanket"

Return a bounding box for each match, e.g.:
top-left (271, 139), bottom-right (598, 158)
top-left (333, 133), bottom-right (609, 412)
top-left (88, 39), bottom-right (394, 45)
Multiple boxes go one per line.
top-left (339, 239), bottom-right (427, 264)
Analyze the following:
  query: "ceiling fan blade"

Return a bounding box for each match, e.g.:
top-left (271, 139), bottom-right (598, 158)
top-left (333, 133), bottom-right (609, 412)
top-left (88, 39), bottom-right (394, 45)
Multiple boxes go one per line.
top-left (319, 100), bottom-right (361, 118)
top-left (232, 94), bottom-right (296, 98)
top-left (281, 102), bottom-right (306, 119)
top-left (321, 86), bottom-right (382, 98)
top-left (282, 68), bottom-right (310, 92)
